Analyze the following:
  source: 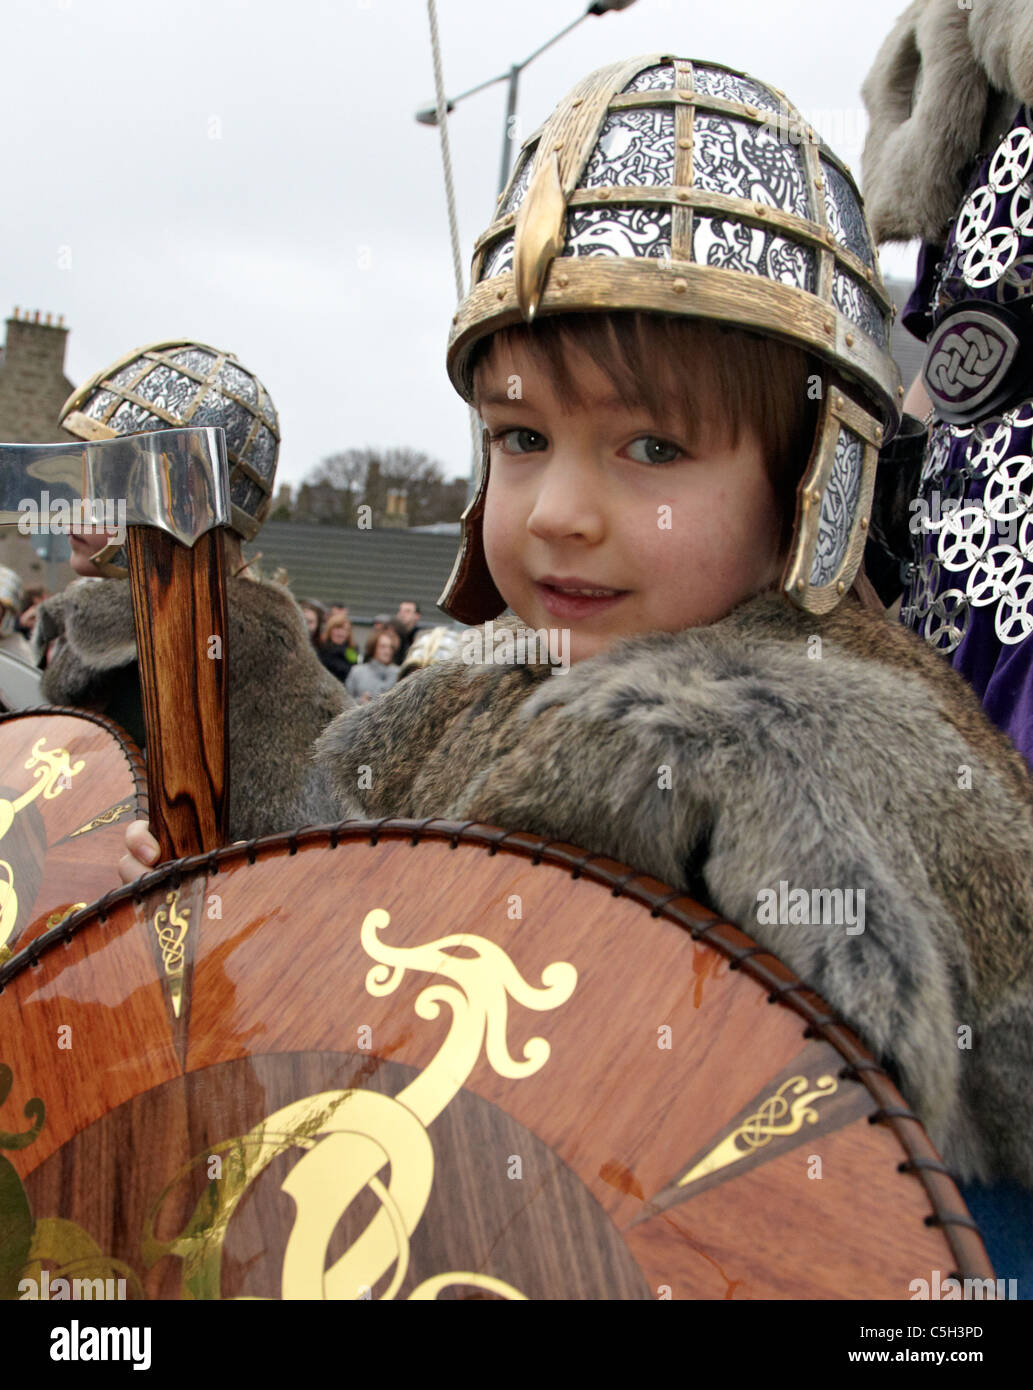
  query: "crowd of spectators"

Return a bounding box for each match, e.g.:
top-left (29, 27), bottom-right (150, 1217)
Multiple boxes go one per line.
top-left (298, 598), bottom-right (423, 704)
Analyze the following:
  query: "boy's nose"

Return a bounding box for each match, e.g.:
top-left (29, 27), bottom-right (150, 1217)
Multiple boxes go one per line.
top-left (525, 454), bottom-right (605, 545)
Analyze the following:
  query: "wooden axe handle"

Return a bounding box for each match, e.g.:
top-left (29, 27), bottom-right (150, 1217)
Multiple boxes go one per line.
top-left (126, 527), bottom-right (230, 861)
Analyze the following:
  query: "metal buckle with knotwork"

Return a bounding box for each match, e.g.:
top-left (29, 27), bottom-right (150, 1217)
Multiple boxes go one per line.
top-left (923, 298), bottom-right (1033, 425)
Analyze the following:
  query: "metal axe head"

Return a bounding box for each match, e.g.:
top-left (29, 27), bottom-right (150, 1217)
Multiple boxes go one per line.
top-left (0, 427), bottom-right (230, 549)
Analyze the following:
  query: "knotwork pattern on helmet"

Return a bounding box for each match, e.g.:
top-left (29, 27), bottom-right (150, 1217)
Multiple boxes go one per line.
top-left (583, 109), bottom-right (675, 188)
top-left (810, 429), bottom-right (862, 587)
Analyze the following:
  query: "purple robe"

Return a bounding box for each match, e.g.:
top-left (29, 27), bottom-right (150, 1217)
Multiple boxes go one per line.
top-left (902, 105), bottom-right (1033, 769)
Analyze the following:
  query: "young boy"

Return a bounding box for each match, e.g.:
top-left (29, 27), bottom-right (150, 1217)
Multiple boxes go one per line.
top-left (125, 57), bottom-right (1033, 1244)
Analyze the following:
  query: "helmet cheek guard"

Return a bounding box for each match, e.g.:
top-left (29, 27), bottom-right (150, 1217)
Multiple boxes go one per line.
top-left (440, 55), bottom-right (902, 622)
top-left (438, 430), bottom-right (506, 625)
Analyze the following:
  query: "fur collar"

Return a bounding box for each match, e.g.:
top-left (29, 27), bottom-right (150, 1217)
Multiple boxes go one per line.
top-left (969, 0), bottom-right (1033, 105)
top-left (317, 596), bottom-right (1033, 824)
top-left (861, 0), bottom-right (991, 244)
top-left (35, 574), bottom-right (317, 679)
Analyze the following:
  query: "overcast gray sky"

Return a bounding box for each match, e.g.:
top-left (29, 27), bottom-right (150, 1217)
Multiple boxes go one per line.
top-left (4, 0), bottom-right (918, 489)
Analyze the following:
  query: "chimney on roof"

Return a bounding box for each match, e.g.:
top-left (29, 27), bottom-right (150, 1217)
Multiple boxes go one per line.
top-left (0, 309), bottom-right (74, 443)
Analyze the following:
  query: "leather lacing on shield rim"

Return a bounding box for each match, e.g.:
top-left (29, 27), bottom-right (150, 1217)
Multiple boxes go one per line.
top-left (0, 816), bottom-right (989, 1284)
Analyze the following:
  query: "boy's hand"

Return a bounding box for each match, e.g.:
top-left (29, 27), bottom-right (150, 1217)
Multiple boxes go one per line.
top-left (118, 821), bottom-right (249, 884)
top-left (119, 819), bottom-right (160, 883)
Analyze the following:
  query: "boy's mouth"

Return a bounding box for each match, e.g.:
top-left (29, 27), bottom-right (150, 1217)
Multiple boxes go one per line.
top-left (534, 576), bottom-right (630, 619)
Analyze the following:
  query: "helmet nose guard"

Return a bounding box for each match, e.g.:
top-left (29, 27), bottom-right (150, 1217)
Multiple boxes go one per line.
top-left (440, 54), bottom-right (903, 622)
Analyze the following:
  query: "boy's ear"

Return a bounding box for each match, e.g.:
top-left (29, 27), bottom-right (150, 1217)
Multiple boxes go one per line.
top-left (438, 430), bottom-right (508, 625)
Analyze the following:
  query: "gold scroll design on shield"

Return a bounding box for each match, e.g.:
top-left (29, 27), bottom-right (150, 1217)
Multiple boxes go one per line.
top-left (0, 739), bottom-right (84, 954)
top-left (677, 1074), bottom-right (839, 1189)
top-left (151, 890), bottom-right (190, 1019)
top-left (142, 907), bottom-right (578, 1300)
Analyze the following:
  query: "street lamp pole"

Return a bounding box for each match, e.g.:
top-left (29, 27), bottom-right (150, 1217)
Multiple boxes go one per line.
top-left (418, 1), bottom-right (640, 205)
top-left (499, 65), bottom-right (521, 200)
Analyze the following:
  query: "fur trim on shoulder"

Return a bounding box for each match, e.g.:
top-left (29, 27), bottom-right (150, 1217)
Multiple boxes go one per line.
top-left (201, 578), bottom-right (353, 838)
top-left (969, 0), bottom-right (1033, 104)
top-left (315, 633), bottom-right (546, 820)
top-left (37, 581), bottom-right (137, 708)
top-left (37, 575), bottom-right (351, 837)
top-left (45, 580), bottom-right (136, 672)
top-left (861, 0), bottom-right (988, 244)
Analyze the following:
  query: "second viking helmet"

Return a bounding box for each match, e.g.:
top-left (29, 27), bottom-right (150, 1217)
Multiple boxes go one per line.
top-left (441, 54), bottom-right (903, 622)
top-left (60, 340), bottom-right (280, 575)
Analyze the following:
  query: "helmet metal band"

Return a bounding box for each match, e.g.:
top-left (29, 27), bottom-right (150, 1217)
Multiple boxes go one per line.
top-left (441, 54), bottom-right (902, 620)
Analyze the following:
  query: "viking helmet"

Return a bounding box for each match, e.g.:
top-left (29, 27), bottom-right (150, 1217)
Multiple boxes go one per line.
top-left (60, 340), bottom-right (279, 575)
top-left (441, 54), bottom-right (903, 621)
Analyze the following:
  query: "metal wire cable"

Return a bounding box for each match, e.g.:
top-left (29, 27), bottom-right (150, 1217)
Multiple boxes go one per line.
top-left (426, 0), bottom-right (465, 303)
top-left (425, 0), bottom-right (482, 488)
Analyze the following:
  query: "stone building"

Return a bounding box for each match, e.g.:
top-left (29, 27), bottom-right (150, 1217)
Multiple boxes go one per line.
top-left (0, 308), bottom-right (75, 443)
top-left (0, 308), bottom-right (77, 593)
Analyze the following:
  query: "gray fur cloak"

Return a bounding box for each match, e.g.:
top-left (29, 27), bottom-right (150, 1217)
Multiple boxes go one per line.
top-left (316, 595), bottom-right (1033, 1188)
top-left (34, 576), bottom-right (348, 839)
top-left (862, 0), bottom-right (1033, 243)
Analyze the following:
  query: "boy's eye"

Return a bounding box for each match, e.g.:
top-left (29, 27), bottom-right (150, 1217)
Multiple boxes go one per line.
top-left (626, 436), bottom-right (683, 466)
top-left (494, 428), bottom-right (548, 454)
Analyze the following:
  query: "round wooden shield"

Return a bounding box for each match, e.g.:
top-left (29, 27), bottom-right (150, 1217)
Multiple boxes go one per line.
top-left (0, 821), bottom-right (991, 1301)
top-left (0, 708), bottom-right (146, 965)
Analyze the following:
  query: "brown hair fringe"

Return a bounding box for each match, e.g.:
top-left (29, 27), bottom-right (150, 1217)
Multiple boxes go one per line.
top-left (470, 312), bottom-right (819, 551)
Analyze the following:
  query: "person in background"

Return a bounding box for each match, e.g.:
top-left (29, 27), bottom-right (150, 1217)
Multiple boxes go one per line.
top-left (299, 599), bottom-right (326, 649)
top-left (0, 567), bottom-right (33, 663)
top-left (369, 614), bottom-right (392, 645)
top-left (15, 586), bottom-right (48, 641)
top-left (390, 600), bottom-right (422, 664)
top-left (318, 612), bottom-right (358, 683)
top-left (345, 630), bottom-right (399, 704)
top-left (863, 2), bottom-right (1033, 758)
top-left (364, 617), bottom-right (400, 661)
